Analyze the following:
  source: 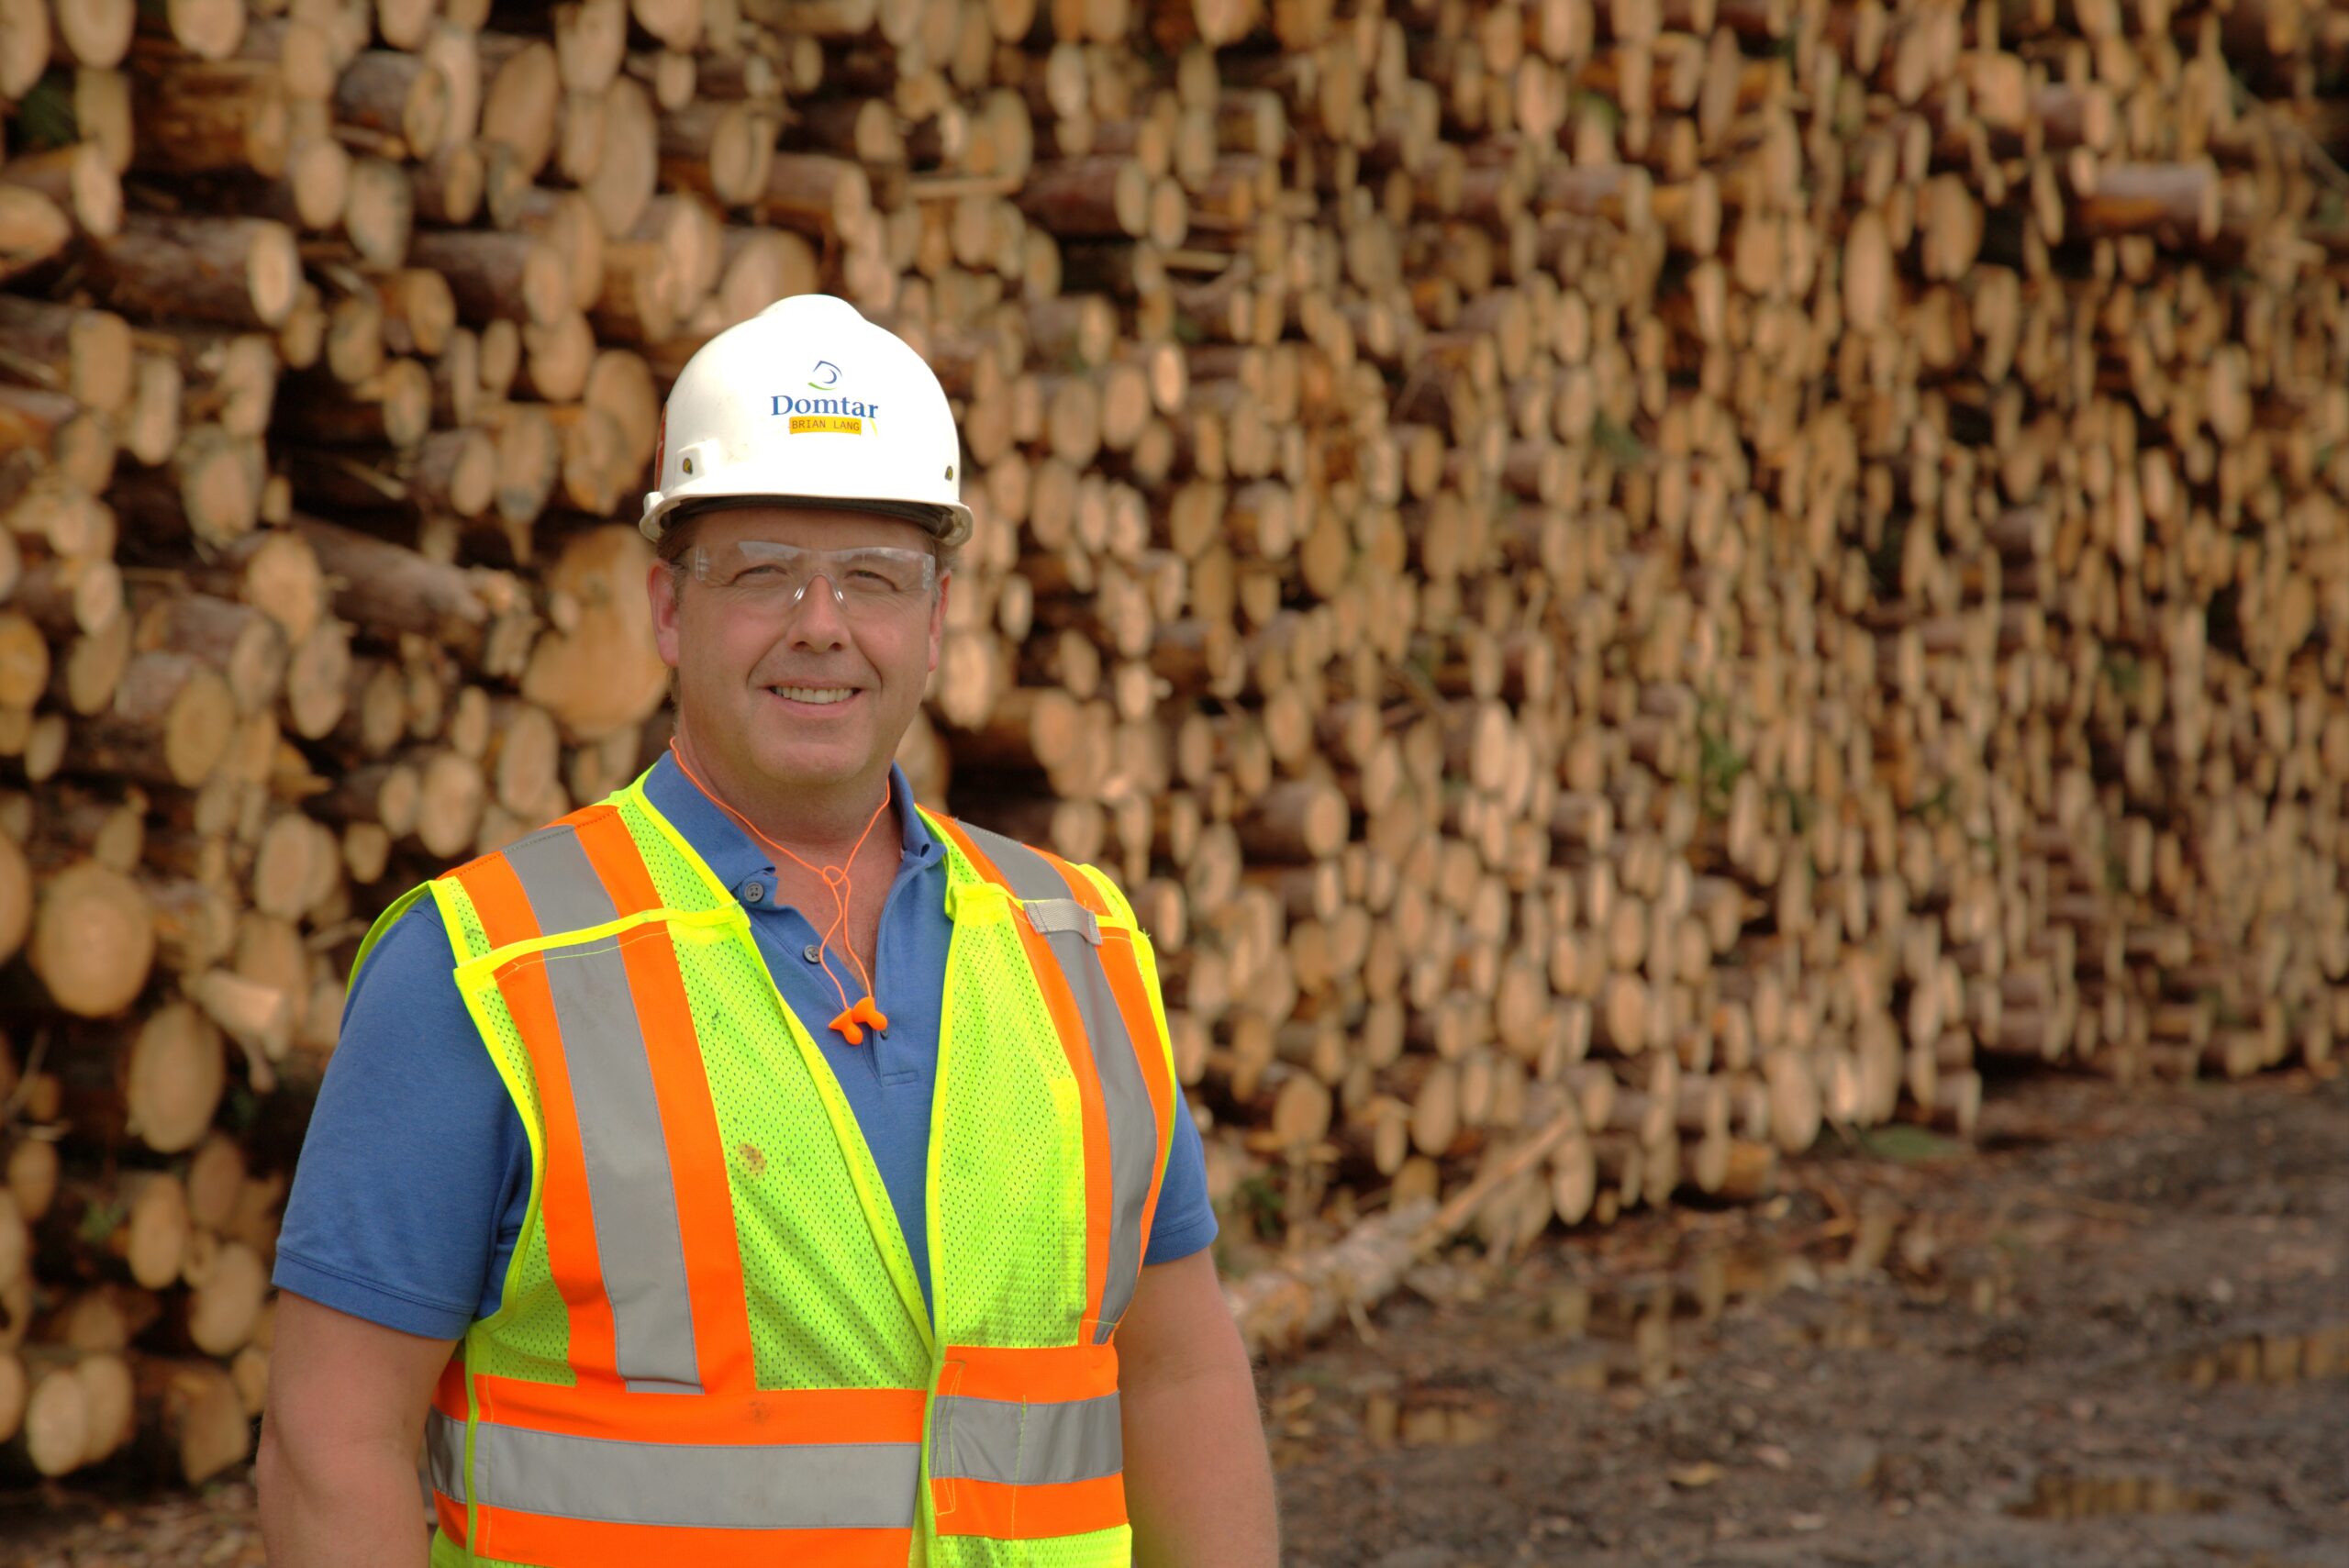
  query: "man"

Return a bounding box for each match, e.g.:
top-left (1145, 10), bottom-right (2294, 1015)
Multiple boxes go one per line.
top-left (260, 294), bottom-right (1280, 1567)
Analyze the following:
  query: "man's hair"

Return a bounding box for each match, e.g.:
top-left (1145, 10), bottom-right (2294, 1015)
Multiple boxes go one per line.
top-left (657, 502), bottom-right (963, 582)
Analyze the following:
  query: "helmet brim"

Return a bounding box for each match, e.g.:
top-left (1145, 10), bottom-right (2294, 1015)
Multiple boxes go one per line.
top-left (640, 472), bottom-right (974, 550)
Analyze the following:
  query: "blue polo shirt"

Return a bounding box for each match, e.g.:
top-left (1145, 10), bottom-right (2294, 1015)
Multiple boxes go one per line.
top-left (274, 753), bottom-right (1217, 1340)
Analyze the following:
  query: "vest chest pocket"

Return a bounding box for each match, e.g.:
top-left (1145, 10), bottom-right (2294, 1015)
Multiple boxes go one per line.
top-left (930, 1341), bottom-right (1129, 1545)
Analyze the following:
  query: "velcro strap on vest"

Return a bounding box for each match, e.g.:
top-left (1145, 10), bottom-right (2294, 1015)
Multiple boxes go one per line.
top-left (942, 881), bottom-right (1014, 924)
top-left (1022, 898), bottom-right (1101, 945)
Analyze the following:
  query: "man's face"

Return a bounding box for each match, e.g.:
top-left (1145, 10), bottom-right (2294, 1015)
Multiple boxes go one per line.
top-left (649, 504), bottom-right (948, 797)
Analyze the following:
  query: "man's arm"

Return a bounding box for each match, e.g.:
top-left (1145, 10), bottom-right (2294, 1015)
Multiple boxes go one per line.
top-left (262, 898), bottom-right (526, 1562)
top-left (258, 1293), bottom-right (456, 1567)
top-left (1117, 1249), bottom-right (1279, 1568)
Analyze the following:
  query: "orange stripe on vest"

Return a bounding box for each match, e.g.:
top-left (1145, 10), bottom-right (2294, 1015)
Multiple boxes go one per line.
top-left (932, 1474), bottom-right (1129, 1540)
top-left (935, 1342), bottom-right (1119, 1405)
top-left (1035, 848), bottom-right (1180, 1294)
top-left (493, 948), bottom-right (624, 1389)
top-left (473, 1377), bottom-right (926, 1445)
top-left (475, 1507), bottom-right (913, 1568)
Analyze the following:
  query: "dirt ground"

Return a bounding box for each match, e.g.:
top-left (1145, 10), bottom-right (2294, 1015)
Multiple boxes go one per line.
top-left (1269, 1065), bottom-right (2349, 1568)
top-left (3, 1066), bottom-right (2343, 1568)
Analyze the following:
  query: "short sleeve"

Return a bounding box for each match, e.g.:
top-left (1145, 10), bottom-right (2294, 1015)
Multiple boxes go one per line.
top-left (1141, 1103), bottom-right (1219, 1265)
top-left (273, 897), bottom-right (531, 1340)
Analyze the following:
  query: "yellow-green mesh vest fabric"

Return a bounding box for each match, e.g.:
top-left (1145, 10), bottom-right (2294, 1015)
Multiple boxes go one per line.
top-left (364, 778), bottom-right (1158, 1568)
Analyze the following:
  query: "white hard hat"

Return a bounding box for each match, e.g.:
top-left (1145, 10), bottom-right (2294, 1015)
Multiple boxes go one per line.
top-left (640, 293), bottom-right (974, 549)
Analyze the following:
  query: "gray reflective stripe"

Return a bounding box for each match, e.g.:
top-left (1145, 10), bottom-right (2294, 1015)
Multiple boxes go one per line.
top-left (425, 1407), bottom-right (464, 1499)
top-left (957, 824), bottom-right (1163, 1340)
top-left (540, 936), bottom-right (702, 1391)
top-left (503, 824), bottom-right (621, 933)
top-left (957, 822), bottom-right (1068, 906)
top-left (1025, 898), bottom-right (1102, 944)
top-left (930, 1392), bottom-right (1123, 1485)
top-left (461, 1420), bottom-right (919, 1529)
top-left (500, 823), bottom-right (700, 1394)
top-left (1071, 941), bottom-right (1158, 1340)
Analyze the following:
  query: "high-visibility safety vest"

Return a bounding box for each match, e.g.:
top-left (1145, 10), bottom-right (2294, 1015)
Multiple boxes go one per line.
top-left (355, 772), bottom-right (1182, 1568)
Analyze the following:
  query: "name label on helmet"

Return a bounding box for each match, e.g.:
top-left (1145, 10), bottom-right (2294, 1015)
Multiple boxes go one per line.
top-left (772, 394), bottom-right (881, 429)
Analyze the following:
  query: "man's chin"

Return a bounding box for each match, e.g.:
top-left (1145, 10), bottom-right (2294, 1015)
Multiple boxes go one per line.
top-left (744, 735), bottom-right (869, 789)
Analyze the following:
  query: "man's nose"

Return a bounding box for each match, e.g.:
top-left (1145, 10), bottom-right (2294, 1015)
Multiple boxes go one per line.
top-left (785, 576), bottom-right (851, 648)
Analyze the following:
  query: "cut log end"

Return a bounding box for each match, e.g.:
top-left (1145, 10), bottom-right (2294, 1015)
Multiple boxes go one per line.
top-left (30, 862), bottom-right (153, 1018)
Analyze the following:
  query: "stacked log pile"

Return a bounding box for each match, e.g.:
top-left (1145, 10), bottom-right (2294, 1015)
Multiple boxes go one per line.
top-left (1, 0), bottom-right (2347, 1467)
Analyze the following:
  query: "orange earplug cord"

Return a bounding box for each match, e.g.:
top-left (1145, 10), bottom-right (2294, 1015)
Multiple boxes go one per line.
top-left (670, 740), bottom-right (893, 1044)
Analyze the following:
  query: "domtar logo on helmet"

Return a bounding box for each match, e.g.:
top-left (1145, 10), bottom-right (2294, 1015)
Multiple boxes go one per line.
top-left (773, 360), bottom-right (879, 434)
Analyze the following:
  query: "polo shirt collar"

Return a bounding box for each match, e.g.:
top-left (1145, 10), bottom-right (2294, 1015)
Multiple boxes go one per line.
top-left (639, 748), bottom-right (941, 894)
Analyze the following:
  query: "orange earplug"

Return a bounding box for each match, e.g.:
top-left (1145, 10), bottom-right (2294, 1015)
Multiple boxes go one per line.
top-left (829, 995), bottom-right (889, 1045)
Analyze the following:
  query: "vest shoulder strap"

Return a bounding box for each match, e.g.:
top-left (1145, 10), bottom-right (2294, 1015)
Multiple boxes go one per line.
top-left (437, 800), bottom-right (671, 960)
top-left (919, 811), bottom-right (1137, 933)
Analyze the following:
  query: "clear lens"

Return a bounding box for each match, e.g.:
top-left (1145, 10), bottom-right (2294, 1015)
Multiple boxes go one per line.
top-left (693, 540), bottom-right (937, 614)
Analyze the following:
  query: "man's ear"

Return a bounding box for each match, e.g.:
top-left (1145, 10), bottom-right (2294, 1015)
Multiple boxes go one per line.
top-left (649, 560), bottom-right (684, 669)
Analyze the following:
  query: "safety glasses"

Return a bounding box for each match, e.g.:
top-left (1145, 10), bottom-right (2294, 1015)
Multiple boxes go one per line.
top-left (691, 539), bottom-right (939, 618)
